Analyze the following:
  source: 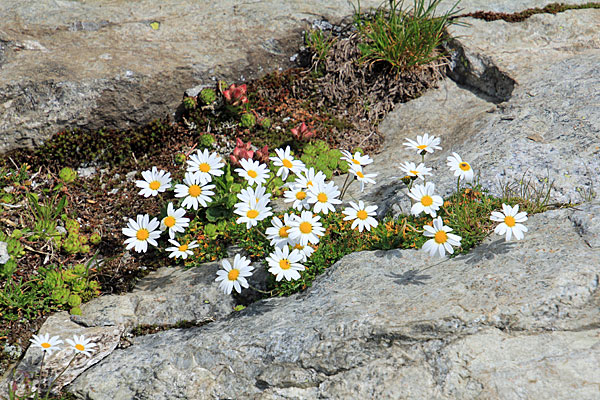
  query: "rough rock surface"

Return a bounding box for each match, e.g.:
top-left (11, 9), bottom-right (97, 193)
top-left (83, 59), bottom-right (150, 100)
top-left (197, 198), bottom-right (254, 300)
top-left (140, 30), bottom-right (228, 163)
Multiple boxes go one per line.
top-left (0, 0), bottom-right (386, 153)
top-left (347, 9), bottom-right (600, 215)
top-left (69, 206), bottom-right (600, 399)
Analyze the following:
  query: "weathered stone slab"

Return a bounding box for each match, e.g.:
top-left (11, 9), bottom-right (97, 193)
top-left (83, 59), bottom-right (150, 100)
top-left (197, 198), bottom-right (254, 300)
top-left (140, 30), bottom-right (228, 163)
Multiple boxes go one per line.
top-left (69, 206), bottom-right (600, 399)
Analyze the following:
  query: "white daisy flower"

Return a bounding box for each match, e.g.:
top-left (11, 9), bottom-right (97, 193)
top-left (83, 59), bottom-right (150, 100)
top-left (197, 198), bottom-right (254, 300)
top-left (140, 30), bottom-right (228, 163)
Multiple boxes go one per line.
top-left (294, 167), bottom-right (326, 190)
top-left (289, 240), bottom-right (315, 262)
top-left (403, 133), bottom-right (442, 154)
top-left (266, 246), bottom-right (305, 281)
top-left (186, 149), bottom-right (225, 182)
top-left (174, 172), bottom-right (215, 210)
top-left (215, 254), bottom-right (254, 294)
top-left (447, 152), bottom-right (474, 182)
top-left (283, 185), bottom-right (311, 211)
top-left (270, 146), bottom-right (306, 181)
top-left (135, 167), bottom-right (172, 197)
top-left (398, 161), bottom-right (432, 181)
top-left (30, 333), bottom-right (63, 356)
top-left (490, 203), bottom-right (528, 241)
top-left (422, 217), bottom-right (462, 257)
top-left (349, 165), bottom-right (377, 192)
top-left (234, 197), bottom-right (273, 229)
top-left (342, 201), bottom-right (379, 232)
top-left (407, 182), bottom-right (444, 217)
top-left (288, 210), bottom-right (325, 246)
top-left (160, 203), bottom-right (190, 239)
top-left (235, 158), bottom-right (270, 186)
top-left (340, 150), bottom-right (373, 168)
top-left (122, 214), bottom-right (161, 253)
top-left (235, 185), bottom-right (271, 207)
top-left (65, 335), bottom-right (97, 357)
top-left (265, 214), bottom-right (294, 248)
top-left (307, 181), bottom-right (342, 214)
top-left (165, 239), bottom-right (199, 259)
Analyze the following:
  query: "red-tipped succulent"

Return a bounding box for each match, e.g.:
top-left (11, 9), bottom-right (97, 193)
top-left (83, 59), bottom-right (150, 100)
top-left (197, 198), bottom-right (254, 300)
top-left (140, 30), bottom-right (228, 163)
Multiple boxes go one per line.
top-left (230, 138), bottom-right (254, 166)
top-left (254, 145), bottom-right (270, 164)
top-left (222, 84), bottom-right (249, 106)
top-left (290, 122), bottom-right (315, 141)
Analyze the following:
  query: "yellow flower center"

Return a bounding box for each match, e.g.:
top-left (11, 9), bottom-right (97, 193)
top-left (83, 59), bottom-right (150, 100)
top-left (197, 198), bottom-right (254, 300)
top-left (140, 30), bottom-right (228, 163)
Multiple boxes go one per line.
top-left (317, 193), bottom-right (328, 203)
top-left (75, 344), bottom-right (85, 351)
top-left (41, 342), bottom-right (51, 349)
top-left (163, 216), bottom-right (176, 228)
top-left (296, 190), bottom-right (306, 200)
top-left (459, 162), bottom-right (471, 171)
top-left (247, 209), bottom-right (259, 219)
top-left (352, 159), bottom-right (361, 165)
top-left (279, 226), bottom-right (289, 238)
top-left (248, 170), bottom-right (258, 178)
top-left (410, 170), bottom-right (418, 175)
top-left (417, 144), bottom-right (427, 150)
top-left (178, 244), bottom-right (188, 252)
top-left (279, 259), bottom-right (291, 270)
top-left (356, 170), bottom-right (365, 178)
top-left (421, 195), bottom-right (433, 207)
top-left (294, 244), bottom-right (304, 250)
top-left (282, 159), bottom-right (293, 168)
top-left (356, 210), bottom-right (368, 220)
top-left (149, 180), bottom-right (161, 190)
top-left (299, 222), bottom-right (312, 234)
top-left (434, 231), bottom-right (448, 244)
top-left (228, 269), bottom-right (239, 281)
top-left (307, 180), bottom-right (313, 187)
top-left (199, 163), bottom-right (210, 173)
top-left (504, 215), bottom-right (516, 227)
top-left (188, 185), bottom-right (202, 197)
top-left (136, 229), bottom-right (149, 241)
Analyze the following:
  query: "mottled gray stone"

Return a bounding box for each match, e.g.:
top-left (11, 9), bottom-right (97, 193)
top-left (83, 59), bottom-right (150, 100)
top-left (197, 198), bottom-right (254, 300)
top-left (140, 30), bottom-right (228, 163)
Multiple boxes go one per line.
top-left (73, 261), bottom-right (235, 331)
top-left (69, 207), bottom-right (600, 399)
top-left (570, 201), bottom-right (600, 248)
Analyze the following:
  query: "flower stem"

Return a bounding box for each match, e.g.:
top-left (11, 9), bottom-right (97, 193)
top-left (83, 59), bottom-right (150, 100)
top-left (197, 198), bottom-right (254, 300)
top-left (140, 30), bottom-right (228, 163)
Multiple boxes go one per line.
top-left (43, 354), bottom-right (78, 399)
top-left (456, 176), bottom-right (461, 195)
top-left (339, 173), bottom-right (352, 200)
top-left (37, 352), bottom-right (46, 398)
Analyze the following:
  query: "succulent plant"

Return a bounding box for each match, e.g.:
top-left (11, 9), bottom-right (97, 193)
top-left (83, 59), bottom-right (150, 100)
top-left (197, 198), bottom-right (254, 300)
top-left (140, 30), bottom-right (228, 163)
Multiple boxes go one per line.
top-left (183, 96), bottom-right (197, 110)
top-left (89, 231), bottom-right (102, 245)
top-left (240, 113), bottom-right (256, 128)
top-left (291, 122), bottom-right (315, 141)
top-left (199, 88), bottom-right (217, 105)
top-left (221, 83), bottom-right (248, 106)
top-left (58, 167), bottom-right (78, 183)
top-left (199, 133), bottom-right (216, 148)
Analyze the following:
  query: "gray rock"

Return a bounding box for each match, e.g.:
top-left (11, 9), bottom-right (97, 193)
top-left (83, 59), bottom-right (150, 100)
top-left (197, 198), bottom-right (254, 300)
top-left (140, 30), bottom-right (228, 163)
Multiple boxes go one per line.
top-left (570, 201), bottom-right (600, 248)
top-left (69, 206), bottom-right (600, 399)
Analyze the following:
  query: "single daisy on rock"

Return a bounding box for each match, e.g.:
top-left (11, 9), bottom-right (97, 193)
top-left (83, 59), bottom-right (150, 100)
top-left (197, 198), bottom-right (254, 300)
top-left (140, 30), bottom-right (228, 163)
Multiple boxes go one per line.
top-left (270, 146), bottom-right (305, 181)
top-left (30, 333), bottom-right (63, 356)
top-left (266, 246), bottom-right (305, 281)
top-left (186, 148), bottom-right (224, 182)
top-left (422, 217), bottom-right (462, 258)
top-left (235, 158), bottom-right (270, 186)
top-left (135, 166), bottom-right (172, 197)
top-left (340, 150), bottom-right (373, 168)
top-left (403, 133), bottom-right (442, 155)
top-left (407, 182), bottom-right (444, 218)
top-left (398, 161), bottom-right (432, 181)
top-left (215, 254), bottom-right (254, 294)
top-left (342, 201), bottom-right (379, 232)
top-left (349, 165), bottom-right (377, 192)
top-left (447, 152), bottom-right (474, 183)
top-left (490, 203), bottom-right (528, 241)
top-left (65, 335), bottom-right (97, 357)
top-left (174, 172), bottom-right (215, 210)
top-left (123, 214), bottom-right (161, 253)
top-left (160, 203), bottom-right (190, 239)
top-left (165, 239), bottom-right (199, 259)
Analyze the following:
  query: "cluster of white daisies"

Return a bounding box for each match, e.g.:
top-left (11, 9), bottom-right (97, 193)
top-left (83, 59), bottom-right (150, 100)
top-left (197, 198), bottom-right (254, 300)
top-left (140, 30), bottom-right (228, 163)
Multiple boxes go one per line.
top-left (400, 133), bottom-right (528, 258)
top-left (122, 147), bottom-right (380, 295)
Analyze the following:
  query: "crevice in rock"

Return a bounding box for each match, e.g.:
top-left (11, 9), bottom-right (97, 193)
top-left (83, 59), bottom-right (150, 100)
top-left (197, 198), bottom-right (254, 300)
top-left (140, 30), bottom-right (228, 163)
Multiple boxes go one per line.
top-left (443, 38), bottom-right (516, 103)
top-left (453, 3), bottom-right (600, 23)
